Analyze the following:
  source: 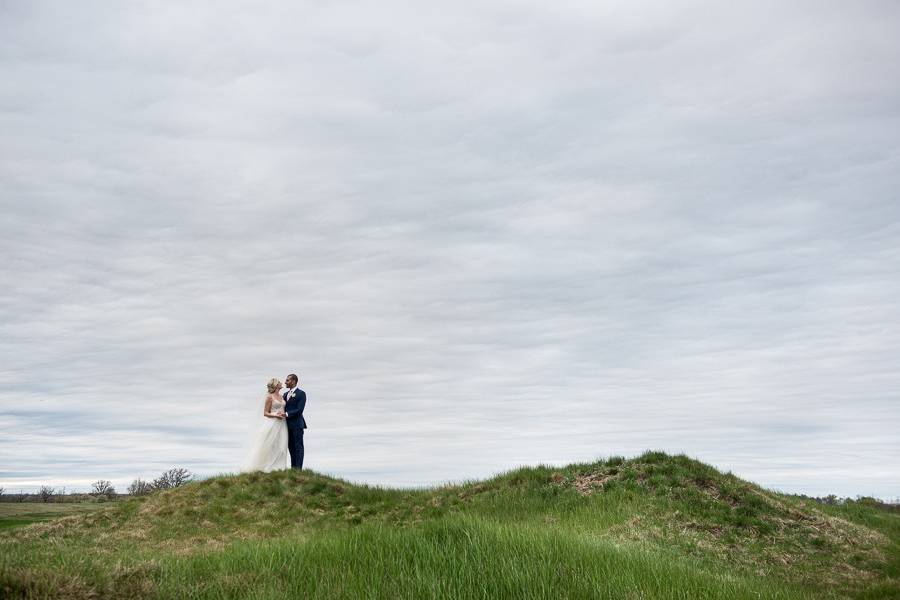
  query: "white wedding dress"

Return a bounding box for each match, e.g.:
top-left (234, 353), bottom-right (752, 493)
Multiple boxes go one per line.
top-left (245, 395), bottom-right (289, 472)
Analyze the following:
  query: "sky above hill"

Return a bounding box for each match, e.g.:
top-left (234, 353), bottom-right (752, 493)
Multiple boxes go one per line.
top-left (2, 1), bottom-right (899, 498)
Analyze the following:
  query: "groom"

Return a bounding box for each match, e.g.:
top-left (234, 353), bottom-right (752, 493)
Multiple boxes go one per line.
top-left (282, 373), bottom-right (307, 469)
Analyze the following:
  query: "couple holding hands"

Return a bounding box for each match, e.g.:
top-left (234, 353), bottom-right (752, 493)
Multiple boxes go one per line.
top-left (245, 373), bottom-right (307, 472)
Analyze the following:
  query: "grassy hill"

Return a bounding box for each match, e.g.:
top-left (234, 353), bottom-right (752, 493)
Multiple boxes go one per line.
top-left (1, 452), bottom-right (898, 599)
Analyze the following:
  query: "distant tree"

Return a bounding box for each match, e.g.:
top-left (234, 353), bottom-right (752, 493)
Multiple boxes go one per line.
top-left (857, 496), bottom-right (894, 509)
top-left (38, 486), bottom-right (55, 503)
top-left (127, 478), bottom-right (153, 496)
top-left (91, 480), bottom-right (116, 499)
top-left (152, 468), bottom-right (193, 490)
top-left (0, 487), bottom-right (4, 498)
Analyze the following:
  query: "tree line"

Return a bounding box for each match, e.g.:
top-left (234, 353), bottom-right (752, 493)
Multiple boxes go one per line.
top-left (0, 468), bottom-right (193, 503)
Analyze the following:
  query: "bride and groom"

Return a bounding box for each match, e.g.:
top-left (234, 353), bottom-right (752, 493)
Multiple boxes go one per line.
top-left (246, 373), bottom-right (307, 472)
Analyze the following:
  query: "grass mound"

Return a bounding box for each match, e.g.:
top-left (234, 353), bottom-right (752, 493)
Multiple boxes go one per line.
top-left (2, 452), bottom-right (897, 599)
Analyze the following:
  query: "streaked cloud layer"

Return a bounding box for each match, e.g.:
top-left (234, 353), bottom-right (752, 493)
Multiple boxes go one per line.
top-left (2, 0), bottom-right (898, 498)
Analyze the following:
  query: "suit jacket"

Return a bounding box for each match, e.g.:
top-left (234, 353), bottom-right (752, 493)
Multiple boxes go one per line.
top-left (283, 388), bottom-right (308, 429)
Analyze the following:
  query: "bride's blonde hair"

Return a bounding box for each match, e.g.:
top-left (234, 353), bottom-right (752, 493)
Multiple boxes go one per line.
top-left (266, 378), bottom-right (282, 393)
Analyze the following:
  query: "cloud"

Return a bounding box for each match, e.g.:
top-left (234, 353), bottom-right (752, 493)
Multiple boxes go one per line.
top-left (1, 0), bottom-right (899, 498)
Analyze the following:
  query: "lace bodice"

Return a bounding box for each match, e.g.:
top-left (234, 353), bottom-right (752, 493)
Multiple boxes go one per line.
top-left (268, 395), bottom-right (285, 413)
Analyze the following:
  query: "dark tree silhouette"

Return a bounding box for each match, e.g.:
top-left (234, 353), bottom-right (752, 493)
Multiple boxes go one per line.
top-left (127, 478), bottom-right (153, 496)
top-left (152, 468), bottom-right (193, 490)
top-left (91, 480), bottom-right (116, 498)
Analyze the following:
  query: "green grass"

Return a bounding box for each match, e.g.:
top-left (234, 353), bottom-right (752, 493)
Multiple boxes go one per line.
top-left (154, 516), bottom-right (805, 599)
top-left (0, 503), bottom-right (111, 531)
top-left (1, 452), bottom-right (897, 599)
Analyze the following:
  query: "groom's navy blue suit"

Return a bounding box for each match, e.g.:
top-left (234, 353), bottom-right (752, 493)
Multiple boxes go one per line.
top-left (283, 388), bottom-right (307, 469)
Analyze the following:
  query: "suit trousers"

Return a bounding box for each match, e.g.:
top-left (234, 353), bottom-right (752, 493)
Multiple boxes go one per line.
top-left (287, 424), bottom-right (304, 469)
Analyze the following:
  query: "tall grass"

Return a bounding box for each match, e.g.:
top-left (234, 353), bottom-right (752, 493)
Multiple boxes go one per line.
top-left (156, 515), bottom-right (808, 599)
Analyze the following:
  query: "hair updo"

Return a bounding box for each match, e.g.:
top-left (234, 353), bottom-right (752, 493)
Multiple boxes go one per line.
top-left (266, 378), bottom-right (282, 393)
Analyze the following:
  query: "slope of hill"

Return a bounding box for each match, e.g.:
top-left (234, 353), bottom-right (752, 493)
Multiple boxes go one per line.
top-left (1, 452), bottom-right (898, 599)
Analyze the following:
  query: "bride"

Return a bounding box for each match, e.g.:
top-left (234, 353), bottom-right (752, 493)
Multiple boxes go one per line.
top-left (245, 378), bottom-right (289, 472)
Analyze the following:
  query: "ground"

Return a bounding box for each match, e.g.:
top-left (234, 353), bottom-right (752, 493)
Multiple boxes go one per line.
top-left (1, 452), bottom-right (898, 599)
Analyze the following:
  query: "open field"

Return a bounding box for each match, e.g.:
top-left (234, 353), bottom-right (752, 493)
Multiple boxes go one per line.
top-left (1, 452), bottom-right (898, 599)
top-left (0, 503), bottom-right (113, 531)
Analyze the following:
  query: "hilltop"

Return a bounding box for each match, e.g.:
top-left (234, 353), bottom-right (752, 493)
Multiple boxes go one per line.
top-left (1, 452), bottom-right (898, 599)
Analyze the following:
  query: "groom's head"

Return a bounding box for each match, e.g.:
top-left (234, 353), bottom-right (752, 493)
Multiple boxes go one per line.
top-left (286, 374), bottom-right (298, 388)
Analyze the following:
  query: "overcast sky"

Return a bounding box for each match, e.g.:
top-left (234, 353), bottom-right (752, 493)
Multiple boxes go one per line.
top-left (1, 1), bottom-right (899, 499)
